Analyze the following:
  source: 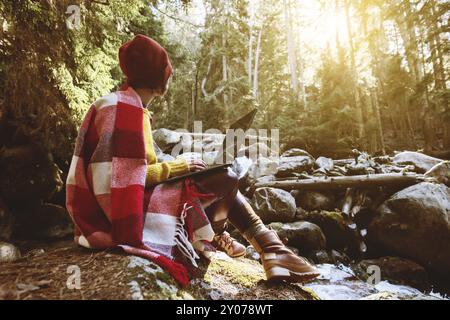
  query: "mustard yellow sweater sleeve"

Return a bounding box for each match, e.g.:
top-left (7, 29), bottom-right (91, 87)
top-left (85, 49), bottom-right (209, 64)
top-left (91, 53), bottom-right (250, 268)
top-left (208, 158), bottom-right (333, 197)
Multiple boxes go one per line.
top-left (143, 109), bottom-right (190, 187)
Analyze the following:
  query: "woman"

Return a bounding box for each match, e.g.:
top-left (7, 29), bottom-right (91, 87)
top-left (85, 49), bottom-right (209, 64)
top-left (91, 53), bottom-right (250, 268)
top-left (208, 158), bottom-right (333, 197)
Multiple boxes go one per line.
top-left (66, 34), bottom-right (319, 287)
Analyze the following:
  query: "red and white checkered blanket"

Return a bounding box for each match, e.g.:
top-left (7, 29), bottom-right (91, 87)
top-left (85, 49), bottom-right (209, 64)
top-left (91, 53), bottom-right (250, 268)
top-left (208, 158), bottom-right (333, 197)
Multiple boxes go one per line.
top-left (66, 87), bottom-right (215, 287)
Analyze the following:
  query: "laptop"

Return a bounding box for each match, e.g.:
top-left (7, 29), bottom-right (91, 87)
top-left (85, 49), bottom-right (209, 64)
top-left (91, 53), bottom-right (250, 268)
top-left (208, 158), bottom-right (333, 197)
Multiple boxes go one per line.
top-left (158, 108), bottom-right (258, 184)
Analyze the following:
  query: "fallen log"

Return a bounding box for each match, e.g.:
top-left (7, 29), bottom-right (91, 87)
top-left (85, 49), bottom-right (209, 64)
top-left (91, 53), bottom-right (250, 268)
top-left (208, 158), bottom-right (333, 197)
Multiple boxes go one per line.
top-left (254, 173), bottom-right (429, 191)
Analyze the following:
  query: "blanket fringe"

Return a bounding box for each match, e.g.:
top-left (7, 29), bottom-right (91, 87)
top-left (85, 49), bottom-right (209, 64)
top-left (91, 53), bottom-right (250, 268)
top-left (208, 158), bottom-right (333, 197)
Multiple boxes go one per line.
top-left (175, 203), bottom-right (200, 268)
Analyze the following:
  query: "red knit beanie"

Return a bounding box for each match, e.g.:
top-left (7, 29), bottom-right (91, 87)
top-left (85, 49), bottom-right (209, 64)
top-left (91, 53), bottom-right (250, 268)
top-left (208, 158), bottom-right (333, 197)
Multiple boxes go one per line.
top-left (119, 34), bottom-right (173, 90)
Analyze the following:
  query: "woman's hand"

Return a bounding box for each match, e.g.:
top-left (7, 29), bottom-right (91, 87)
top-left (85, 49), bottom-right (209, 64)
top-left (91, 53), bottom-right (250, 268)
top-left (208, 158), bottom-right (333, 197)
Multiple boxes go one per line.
top-left (186, 158), bottom-right (207, 172)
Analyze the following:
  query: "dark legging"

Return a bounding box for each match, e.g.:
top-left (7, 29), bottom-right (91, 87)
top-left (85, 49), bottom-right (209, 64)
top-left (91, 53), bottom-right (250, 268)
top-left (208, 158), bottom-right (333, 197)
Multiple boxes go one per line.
top-left (193, 168), bottom-right (263, 235)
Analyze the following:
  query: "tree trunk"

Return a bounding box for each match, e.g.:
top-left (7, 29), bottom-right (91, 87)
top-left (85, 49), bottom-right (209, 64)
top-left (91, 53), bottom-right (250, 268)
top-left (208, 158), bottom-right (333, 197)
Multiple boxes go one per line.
top-left (253, 26), bottom-right (263, 100)
top-left (344, 0), bottom-right (365, 140)
top-left (254, 173), bottom-right (426, 191)
top-left (371, 88), bottom-right (386, 155)
top-left (248, 25), bottom-right (253, 87)
top-left (284, 0), bottom-right (298, 95)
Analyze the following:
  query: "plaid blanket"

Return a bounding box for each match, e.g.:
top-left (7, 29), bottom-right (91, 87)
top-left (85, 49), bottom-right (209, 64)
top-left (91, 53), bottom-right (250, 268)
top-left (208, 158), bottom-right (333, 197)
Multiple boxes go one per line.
top-left (66, 87), bottom-right (215, 287)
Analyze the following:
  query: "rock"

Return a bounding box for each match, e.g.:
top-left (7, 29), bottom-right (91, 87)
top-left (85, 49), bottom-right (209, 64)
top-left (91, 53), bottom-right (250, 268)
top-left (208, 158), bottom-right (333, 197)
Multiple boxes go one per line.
top-left (231, 156), bottom-right (253, 180)
top-left (157, 153), bottom-right (175, 162)
top-left (248, 157), bottom-right (278, 180)
top-left (245, 245), bottom-right (260, 261)
top-left (269, 221), bottom-right (326, 253)
top-left (346, 162), bottom-right (376, 175)
top-left (0, 242), bottom-right (21, 263)
top-left (393, 151), bottom-right (443, 173)
top-left (309, 250), bottom-right (333, 264)
top-left (152, 128), bottom-right (181, 153)
top-left (14, 203), bottom-right (73, 240)
top-left (315, 156), bottom-right (334, 172)
top-left (282, 148), bottom-right (313, 158)
top-left (128, 281), bottom-right (144, 300)
top-left (297, 211), bottom-right (361, 256)
top-left (175, 151), bottom-right (220, 165)
top-left (368, 281), bottom-right (440, 300)
top-left (304, 264), bottom-right (439, 300)
top-left (307, 249), bottom-right (350, 265)
top-left (356, 257), bottom-right (429, 290)
top-left (175, 151), bottom-right (202, 160)
top-left (152, 141), bottom-right (175, 162)
top-left (295, 191), bottom-right (335, 211)
top-left (153, 142), bottom-right (175, 162)
top-left (0, 198), bottom-right (13, 240)
top-left (304, 264), bottom-right (377, 300)
top-left (252, 188), bottom-right (296, 223)
top-left (275, 155), bottom-right (315, 178)
top-left (203, 151), bottom-right (220, 165)
top-left (330, 250), bottom-right (351, 265)
top-left (0, 144), bottom-right (63, 203)
top-left (179, 133), bottom-right (194, 153)
top-left (425, 161), bottom-right (450, 186)
top-left (368, 182), bottom-right (450, 275)
top-left (126, 256), bottom-right (181, 299)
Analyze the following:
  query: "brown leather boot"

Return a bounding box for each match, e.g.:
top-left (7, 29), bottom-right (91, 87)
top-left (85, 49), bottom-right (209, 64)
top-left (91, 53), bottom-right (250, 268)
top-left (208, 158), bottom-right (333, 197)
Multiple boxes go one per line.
top-left (247, 228), bottom-right (320, 283)
top-left (212, 231), bottom-right (246, 258)
top-left (228, 193), bottom-right (320, 283)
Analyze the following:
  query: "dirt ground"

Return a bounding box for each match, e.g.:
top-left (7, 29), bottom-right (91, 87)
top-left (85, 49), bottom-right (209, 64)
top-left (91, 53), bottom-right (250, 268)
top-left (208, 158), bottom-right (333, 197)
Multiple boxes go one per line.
top-left (0, 240), bottom-right (316, 300)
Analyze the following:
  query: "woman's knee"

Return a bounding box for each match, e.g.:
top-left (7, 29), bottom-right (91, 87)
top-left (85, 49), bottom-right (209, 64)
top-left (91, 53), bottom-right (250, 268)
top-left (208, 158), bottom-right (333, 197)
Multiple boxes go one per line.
top-left (222, 168), bottom-right (239, 190)
top-left (196, 168), bottom-right (239, 199)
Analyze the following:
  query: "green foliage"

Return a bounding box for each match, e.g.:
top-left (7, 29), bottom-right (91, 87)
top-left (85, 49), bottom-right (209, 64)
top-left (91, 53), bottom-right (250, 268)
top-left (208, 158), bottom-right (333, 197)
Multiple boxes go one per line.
top-left (1, 0), bottom-right (448, 174)
top-left (0, 0), bottom-right (176, 167)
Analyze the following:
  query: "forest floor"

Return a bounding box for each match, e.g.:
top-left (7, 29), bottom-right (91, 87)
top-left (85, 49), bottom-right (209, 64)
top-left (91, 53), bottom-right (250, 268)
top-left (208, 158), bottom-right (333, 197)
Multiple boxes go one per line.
top-left (0, 239), bottom-right (316, 300)
top-left (1, 239), bottom-right (446, 300)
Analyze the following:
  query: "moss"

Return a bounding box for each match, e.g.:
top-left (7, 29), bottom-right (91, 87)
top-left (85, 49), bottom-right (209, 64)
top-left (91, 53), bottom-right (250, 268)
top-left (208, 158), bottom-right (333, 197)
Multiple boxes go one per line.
top-left (299, 286), bottom-right (321, 300)
top-left (205, 257), bottom-right (265, 288)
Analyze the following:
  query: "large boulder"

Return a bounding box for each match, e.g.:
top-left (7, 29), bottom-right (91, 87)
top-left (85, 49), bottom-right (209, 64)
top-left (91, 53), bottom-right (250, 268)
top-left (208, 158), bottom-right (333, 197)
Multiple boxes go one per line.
top-left (0, 198), bottom-right (13, 240)
top-left (315, 156), bottom-right (334, 172)
top-left (231, 156), bottom-right (253, 180)
top-left (248, 157), bottom-right (278, 180)
top-left (153, 141), bottom-right (175, 162)
top-left (0, 144), bottom-right (63, 204)
top-left (252, 188), bottom-right (296, 223)
top-left (268, 221), bottom-right (326, 253)
top-left (393, 151), bottom-right (443, 173)
top-left (368, 182), bottom-right (450, 275)
top-left (152, 129), bottom-right (182, 153)
top-left (425, 161), bottom-right (450, 186)
top-left (14, 203), bottom-right (73, 240)
top-left (297, 210), bottom-right (362, 256)
top-left (275, 155), bottom-right (315, 178)
top-left (295, 191), bottom-right (335, 211)
top-left (355, 257), bottom-right (429, 291)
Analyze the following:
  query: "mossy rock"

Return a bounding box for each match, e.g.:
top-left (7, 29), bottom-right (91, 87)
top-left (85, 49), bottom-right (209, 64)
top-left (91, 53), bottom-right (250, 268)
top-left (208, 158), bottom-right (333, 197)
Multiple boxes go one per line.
top-left (297, 210), bottom-right (360, 256)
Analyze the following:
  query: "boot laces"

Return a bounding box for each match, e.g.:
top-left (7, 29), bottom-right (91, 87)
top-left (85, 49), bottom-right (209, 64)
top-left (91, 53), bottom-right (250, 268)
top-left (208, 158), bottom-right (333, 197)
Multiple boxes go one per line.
top-left (214, 232), bottom-right (235, 250)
